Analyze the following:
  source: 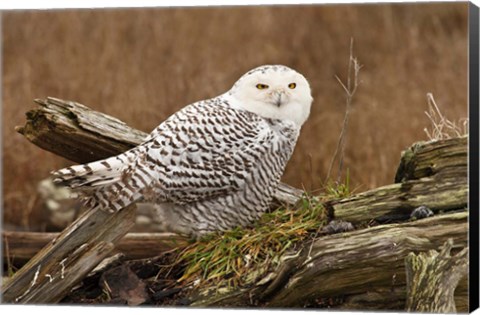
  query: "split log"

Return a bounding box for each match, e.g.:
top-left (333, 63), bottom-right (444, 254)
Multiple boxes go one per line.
top-left (405, 238), bottom-right (468, 313)
top-left (395, 136), bottom-right (467, 182)
top-left (326, 168), bottom-right (467, 225)
top-left (15, 98), bottom-right (146, 163)
top-left (326, 136), bottom-right (467, 225)
top-left (1, 205), bottom-right (136, 303)
top-left (3, 219), bottom-right (468, 309)
top-left (15, 97), bottom-right (304, 207)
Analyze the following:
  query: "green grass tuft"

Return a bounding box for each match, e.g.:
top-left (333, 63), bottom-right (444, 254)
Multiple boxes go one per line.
top-left (325, 169), bottom-right (351, 199)
top-left (176, 193), bottom-right (328, 289)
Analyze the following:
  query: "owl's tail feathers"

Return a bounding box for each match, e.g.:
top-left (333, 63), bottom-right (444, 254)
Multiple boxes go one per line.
top-left (51, 152), bottom-right (146, 212)
top-left (51, 156), bottom-right (126, 191)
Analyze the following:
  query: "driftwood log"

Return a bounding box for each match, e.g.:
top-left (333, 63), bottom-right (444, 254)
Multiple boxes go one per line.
top-left (326, 136), bottom-right (468, 225)
top-left (3, 230), bottom-right (187, 263)
top-left (2, 205), bottom-right (136, 303)
top-left (3, 97), bottom-right (469, 311)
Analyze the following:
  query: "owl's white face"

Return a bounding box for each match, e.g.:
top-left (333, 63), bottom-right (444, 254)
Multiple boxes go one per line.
top-left (227, 65), bottom-right (313, 127)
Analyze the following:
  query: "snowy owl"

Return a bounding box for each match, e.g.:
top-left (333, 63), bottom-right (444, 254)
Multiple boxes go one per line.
top-left (52, 65), bottom-right (313, 237)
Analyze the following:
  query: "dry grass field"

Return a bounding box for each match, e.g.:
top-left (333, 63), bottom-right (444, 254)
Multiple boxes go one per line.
top-left (2, 3), bottom-right (468, 230)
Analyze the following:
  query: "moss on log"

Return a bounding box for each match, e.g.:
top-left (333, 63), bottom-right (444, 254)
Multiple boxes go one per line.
top-left (326, 136), bottom-right (467, 225)
top-left (405, 239), bottom-right (468, 313)
top-left (394, 136), bottom-right (467, 182)
top-left (326, 169), bottom-right (467, 225)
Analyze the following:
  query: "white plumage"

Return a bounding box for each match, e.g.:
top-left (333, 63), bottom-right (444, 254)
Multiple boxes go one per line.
top-left (52, 65), bottom-right (313, 237)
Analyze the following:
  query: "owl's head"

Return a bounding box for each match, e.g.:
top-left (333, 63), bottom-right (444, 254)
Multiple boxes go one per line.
top-left (228, 65), bottom-right (313, 126)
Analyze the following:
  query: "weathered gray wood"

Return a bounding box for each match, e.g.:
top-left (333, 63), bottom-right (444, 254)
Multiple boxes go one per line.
top-left (3, 231), bottom-right (58, 265)
top-left (325, 167), bottom-right (467, 225)
top-left (405, 238), bottom-right (468, 313)
top-left (337, 287), bottom-right (407, 310)
top-left (2, 231), bottom-right (187, 263)
top-left (325, 136), bottom-right (468, 225)
top-left (16, 97), bottom-right (146, 163)
top-left (395, 136), bottom-right (467, 182)
top-left (5, 213), bottom-right (467, 308)
top-left (184, 212), bottom-right (467, 311)
top-left (16, 97), bottom-right (304, 207)
top-left (1, 205), bottom-right (136, 303)
top-left (16, 242), bottom-right (115, 303)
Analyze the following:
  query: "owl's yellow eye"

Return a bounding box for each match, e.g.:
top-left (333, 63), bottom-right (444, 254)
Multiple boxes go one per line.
top-left (256, 84), bottom-right (269, 90)
top-left (288, 83), bottom-right (296, 89)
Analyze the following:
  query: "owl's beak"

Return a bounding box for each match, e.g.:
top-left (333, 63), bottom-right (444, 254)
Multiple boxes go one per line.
top-left (271, 90), bottom-right (286, 107)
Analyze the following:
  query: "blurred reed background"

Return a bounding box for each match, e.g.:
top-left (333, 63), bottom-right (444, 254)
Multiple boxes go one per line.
top-left (2, 3), bottom-right (468, 230)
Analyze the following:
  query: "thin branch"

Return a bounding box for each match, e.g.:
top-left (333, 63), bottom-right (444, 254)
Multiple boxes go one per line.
top-left (326, 38), bottom-right (362, 184)
top-left (334, 75), bottom-right (349, 95)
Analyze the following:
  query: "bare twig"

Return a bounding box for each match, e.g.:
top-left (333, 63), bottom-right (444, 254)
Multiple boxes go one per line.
top-left (326, 38), bottom-right (362, 184)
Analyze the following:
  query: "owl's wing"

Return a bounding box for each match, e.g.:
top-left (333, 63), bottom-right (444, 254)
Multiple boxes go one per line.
top-left (137, 103), bottom-right (272, 203)
top-left (52, 100), bottom-right (276, 211)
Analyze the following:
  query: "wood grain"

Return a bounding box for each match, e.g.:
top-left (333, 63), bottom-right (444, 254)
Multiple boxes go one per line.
top-left (2, 205), bottom-right (136, 303)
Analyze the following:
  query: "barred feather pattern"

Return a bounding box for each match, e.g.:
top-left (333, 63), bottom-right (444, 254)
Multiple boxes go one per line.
top-left (52, 96), bottom-right (300, 236)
